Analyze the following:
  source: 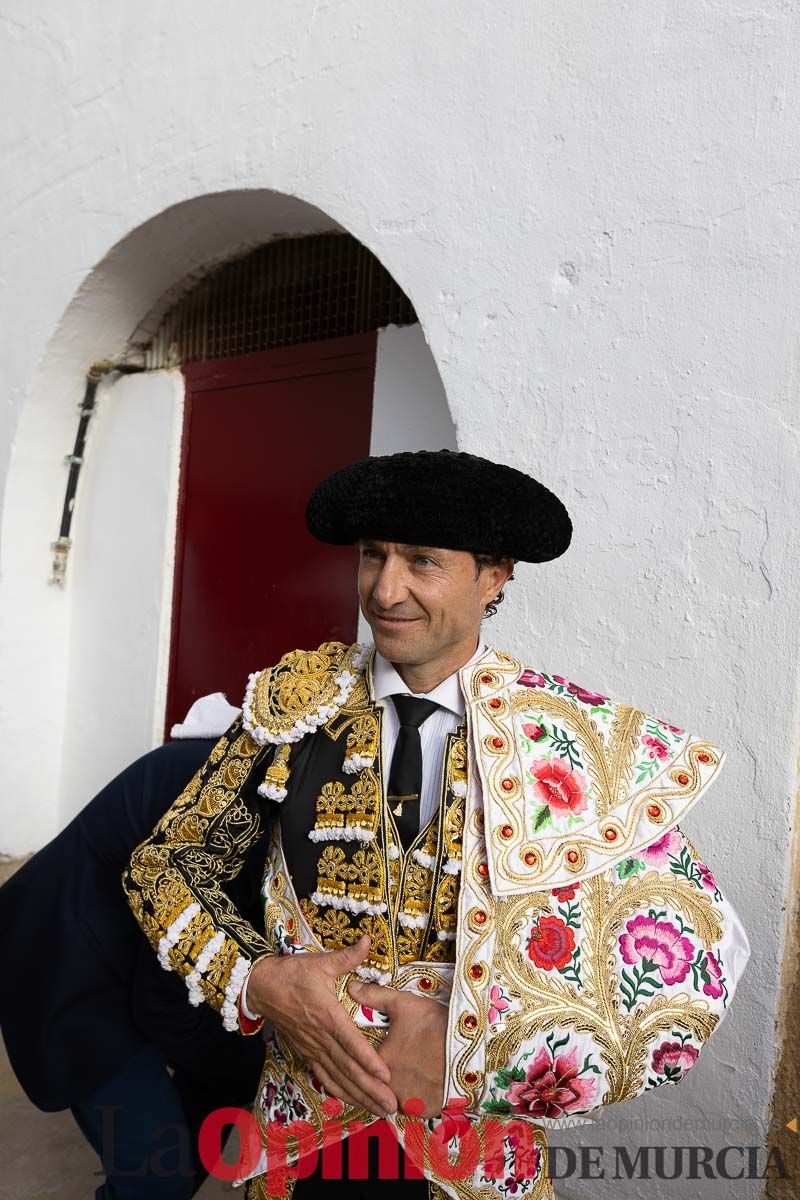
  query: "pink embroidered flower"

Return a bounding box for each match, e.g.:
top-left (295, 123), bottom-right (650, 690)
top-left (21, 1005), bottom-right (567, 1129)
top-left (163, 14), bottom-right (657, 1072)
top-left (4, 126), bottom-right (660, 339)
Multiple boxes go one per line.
top-left (619, 915), bottom-right (695, 985)
top-left (519, 669), bottom-right (546, 688)
top-left (522, 722), bottom-right (546, 742)
top-left (641, 829), bottom-right (681, 868)
top-left (552, 884), bottom-right (579, 902)
top-left (531, 757), bottom-right (590, 815)
top-left (656, 719), bottom-right (685, 735)
top-left (551, 675), bottom-right (609, 706)
top-left (488, 985), bottom-right (510, 1023)
top-left (701, 951), bottom-right (725, 999)
top-left (642, 734), bottom-right (670, 761)
top-left (698, 863), bottom-right (719, 893)
top-left (506, 1045), bottom-right (598, 1118)
top-left (527, 915), bottom-right (576, 971)
top-left (652, 1040), bottom-right (699, 1077)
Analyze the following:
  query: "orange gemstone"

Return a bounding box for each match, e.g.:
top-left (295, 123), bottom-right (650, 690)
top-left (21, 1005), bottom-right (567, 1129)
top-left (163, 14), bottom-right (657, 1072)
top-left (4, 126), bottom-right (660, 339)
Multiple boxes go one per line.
top-left (462, 1013), bottom-right (478, 1031)
top-left (501, 778), bottom-right (515, 792)
top-left (566, 850), bottom-right (579, 864)
top-left (647, 804), bottom-right (662, 820)
top-left (488, 698), bottom-right (502, 710)
top-left (477, 862), bottom-right (489, 877)
top-left (464, 1071), bottom-right (479, 1085)
top-left (603, 827), bottom-right (618, 842)
top-left (481, 673), bottom-right (494, 684)
top-left (523, 851), bottom-right (537, 866)
top-left (286, 918), bottom-right (294, 931)
top-left (419, 977), bottom-right (433, 991)
top-left (677, 772), bottom-right (690, 785)
top-left (473, 909), bottom-right (487, 925)
top-left (501, 824), bottom-right (513, 838)
top-left (698, 752), bottom-right (710, 763)
top-left (491, 736), bottom-right (505, 749)
top-left (469, 963), bottom-right (484, 980)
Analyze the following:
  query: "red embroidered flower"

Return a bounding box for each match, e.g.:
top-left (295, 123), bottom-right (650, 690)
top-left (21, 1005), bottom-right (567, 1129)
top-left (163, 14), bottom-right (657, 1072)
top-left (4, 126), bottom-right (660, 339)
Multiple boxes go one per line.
top-left (530, 757), bottom-right (589, 815)
top-left (506, 1045), bottom-right (598, 1118)
top-left (619, 915), bottom-right (695, 985)
top-left (642, 734), bottom-right (669, 760)
top-left (522, 722), bottom-right (546, 741)
top-left (551, 884), bottom-right (579, 902)
top-left (551, 675), bottom-right (609, 706)
top-left (519, 669), bottom-right (546, 688)
top-left (651, 1040), bottom-right (699, 1077)
top-left (527, 915), bottom-right (575, 971)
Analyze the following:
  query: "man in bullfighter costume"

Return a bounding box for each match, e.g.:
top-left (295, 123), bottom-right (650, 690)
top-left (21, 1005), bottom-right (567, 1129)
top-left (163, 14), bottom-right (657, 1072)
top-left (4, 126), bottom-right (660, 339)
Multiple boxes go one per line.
top-left (123, 449), bottom-right (750, 1199)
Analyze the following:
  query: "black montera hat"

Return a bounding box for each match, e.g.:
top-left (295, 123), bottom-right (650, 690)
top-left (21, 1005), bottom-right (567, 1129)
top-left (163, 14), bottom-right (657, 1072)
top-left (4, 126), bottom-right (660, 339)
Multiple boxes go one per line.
top-left (305, 449), bottom-right (572, 563)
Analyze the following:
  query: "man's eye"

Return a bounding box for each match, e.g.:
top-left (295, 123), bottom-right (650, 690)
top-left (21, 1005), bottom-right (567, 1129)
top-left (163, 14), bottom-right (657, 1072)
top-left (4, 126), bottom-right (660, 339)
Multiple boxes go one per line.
top-left (415, 556), bottom-right (435, 567)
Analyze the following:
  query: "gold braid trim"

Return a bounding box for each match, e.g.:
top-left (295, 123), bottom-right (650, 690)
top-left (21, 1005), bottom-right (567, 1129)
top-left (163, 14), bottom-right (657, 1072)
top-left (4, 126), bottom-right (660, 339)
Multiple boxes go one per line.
top-left (122, 716), bottom-right (274, 1014)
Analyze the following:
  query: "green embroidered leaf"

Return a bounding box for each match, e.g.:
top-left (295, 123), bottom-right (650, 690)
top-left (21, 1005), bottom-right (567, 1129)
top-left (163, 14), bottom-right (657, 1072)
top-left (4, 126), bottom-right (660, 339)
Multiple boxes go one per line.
top-left (533, 805), bottom-right (552, 832)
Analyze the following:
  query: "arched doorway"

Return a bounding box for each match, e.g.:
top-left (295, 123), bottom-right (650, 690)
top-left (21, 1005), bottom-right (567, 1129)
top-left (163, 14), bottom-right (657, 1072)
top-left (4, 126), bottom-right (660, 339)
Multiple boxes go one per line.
top-left (0, 191), bottom-right (455, 847)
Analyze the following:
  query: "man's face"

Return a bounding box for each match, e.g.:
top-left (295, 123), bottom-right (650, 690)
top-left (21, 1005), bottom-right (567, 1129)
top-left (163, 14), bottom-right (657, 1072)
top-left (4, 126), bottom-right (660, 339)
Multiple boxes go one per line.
top-left (357, 540), bottom-right (511, 666)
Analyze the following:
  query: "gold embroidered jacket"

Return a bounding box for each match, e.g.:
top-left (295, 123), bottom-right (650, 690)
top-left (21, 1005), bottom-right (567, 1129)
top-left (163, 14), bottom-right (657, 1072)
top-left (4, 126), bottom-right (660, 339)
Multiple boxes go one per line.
top-left (123, 641), bottom-right (750, 1200)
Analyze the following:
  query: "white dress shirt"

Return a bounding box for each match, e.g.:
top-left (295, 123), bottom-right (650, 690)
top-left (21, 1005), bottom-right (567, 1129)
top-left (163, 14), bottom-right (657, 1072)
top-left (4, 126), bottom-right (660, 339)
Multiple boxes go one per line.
top-left (371, 639), bottom-right (486, 832)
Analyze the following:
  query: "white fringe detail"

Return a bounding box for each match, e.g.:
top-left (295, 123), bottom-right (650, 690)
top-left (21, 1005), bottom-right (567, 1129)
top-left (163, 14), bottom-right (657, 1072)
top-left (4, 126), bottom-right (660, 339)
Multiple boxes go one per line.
top-left (443, 857), bottom-right (463, 875)
top-left (451, 780), bottom-right (467, 798)
top-left (398, 911), bottom-right (429, 929)
top-left (257, 782), bottom-right (288, 801)
top-left (437, 930), bottom-right (457, 941)
top-left (221, 956), bottom-right (251, 1032)
top-left (307, 826), bottom-right (375, 843)
top-left (157, 902), bottom-right (200, 971)
top-left (242, 643), bottom-right (372, 746)
top-left (311, 891), bottom-right (387, 915)
top-left (186, 929), bottom-right (225, 1006)
top-left (355, 964), bottom-right (393, 985)
top-left (412, 848), bottom-right (436, 870)
top-left (343, 753), bottom-right (375, 775)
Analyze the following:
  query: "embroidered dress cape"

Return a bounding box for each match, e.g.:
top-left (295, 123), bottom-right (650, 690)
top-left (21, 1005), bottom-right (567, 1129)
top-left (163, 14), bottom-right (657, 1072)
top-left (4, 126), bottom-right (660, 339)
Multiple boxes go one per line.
top-left (122, 641), bottom-right (750, 1200)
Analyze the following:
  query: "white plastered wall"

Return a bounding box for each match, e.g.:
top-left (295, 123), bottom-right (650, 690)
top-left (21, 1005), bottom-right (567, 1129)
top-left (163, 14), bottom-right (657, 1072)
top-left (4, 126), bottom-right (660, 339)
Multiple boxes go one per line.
top-left (0, 3), bottom-right (797, 1193)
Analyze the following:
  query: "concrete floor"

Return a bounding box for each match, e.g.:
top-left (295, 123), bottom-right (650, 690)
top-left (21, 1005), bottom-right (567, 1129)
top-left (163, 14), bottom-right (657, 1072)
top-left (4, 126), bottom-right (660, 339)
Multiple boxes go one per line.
top-left (0, 857), bottom-right (231, 1199)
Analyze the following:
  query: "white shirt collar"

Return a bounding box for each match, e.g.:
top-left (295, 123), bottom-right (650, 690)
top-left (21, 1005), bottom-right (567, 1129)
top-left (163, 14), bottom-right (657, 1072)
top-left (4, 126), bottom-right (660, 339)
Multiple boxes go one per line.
top-left (371, 640), bottom-right (487, 718)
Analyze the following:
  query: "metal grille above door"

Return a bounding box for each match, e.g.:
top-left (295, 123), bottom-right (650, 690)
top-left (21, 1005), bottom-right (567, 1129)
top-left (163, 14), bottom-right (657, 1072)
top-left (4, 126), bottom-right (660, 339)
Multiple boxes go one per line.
top-left (144, 232), bottom-right (417, 367)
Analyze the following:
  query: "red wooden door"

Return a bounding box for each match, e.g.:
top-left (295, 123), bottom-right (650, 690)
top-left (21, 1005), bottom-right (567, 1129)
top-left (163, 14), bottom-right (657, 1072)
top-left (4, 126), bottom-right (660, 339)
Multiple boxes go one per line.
top-left (165, 332), bottom-right (376, 734)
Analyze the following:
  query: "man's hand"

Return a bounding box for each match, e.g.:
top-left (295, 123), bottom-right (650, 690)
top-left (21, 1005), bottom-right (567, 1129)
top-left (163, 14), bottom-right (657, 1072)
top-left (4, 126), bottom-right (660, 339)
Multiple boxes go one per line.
top-left (346, 978), bottom-right (448, 1119)
top-left (246, 934), bottom-right (398, 1117)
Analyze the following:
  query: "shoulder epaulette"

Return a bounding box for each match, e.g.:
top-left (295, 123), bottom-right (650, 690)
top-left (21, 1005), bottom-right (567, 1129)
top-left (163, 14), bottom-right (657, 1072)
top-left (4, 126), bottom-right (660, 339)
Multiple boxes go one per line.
top-left (241, 641), bottom-right (370, 746)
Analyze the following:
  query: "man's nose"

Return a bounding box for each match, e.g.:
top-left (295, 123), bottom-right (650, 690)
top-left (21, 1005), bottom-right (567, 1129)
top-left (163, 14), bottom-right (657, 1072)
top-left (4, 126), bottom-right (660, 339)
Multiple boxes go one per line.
top-left (372, 558), bottom-right (409, 608)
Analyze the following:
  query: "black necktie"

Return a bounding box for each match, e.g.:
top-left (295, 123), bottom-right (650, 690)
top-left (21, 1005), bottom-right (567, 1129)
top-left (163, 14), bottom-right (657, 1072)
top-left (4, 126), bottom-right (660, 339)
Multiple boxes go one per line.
top-left (387, 694), bottom-right (439, 853)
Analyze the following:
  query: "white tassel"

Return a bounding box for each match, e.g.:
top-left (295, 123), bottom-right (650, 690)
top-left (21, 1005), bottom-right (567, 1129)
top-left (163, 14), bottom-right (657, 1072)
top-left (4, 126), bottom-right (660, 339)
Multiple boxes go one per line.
top-left (398, 911), bottom-right (429, 929)
top-left (308, 826), bottom-right (375, 843)
top-left (311, 891), bottom-right (387, 915)
top-left (157, 902), bottom-right (200, 971)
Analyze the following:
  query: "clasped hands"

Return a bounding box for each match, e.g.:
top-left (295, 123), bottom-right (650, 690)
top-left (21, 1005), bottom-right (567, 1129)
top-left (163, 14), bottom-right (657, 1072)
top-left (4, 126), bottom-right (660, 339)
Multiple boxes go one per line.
top-left (245, 933), bottom-right (448, 1118)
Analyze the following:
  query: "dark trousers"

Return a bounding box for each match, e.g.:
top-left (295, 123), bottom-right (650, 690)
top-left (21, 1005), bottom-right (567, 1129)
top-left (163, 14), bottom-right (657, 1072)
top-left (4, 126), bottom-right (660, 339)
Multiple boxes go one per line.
top-left (70, 1041), bottom-right (240, 1199)
top-left (291, 1132), bottom-right (429, 1199)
